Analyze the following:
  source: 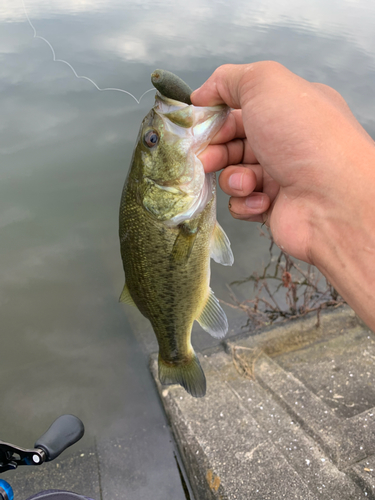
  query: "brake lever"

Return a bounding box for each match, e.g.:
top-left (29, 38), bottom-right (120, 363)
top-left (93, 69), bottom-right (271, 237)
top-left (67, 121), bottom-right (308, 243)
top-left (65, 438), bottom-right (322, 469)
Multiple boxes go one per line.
top-left (0, 414), bottom-right (84, 474)
top-left (0, 442), bottom-right (45, 473)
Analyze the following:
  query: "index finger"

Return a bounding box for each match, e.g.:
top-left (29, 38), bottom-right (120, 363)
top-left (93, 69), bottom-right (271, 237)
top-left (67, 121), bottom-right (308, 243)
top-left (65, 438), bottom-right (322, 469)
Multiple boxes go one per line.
top-left (191, 63), bottom-right (254, 108)
top-left (209, 109), bottom-right (246, 145)
top-left (200, 110), bottom-right (256, 173)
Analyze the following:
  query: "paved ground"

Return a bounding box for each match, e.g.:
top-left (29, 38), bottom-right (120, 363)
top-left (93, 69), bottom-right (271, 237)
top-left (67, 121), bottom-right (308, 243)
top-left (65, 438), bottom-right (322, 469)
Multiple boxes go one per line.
top-left (3, 433), bottom-right (193, 500)
top-left (1, 309), bottom-right (192, 500)
top-left (151, 306), bottom-right (375, 499)
top-left (6, 305), bottom-right (374, 499)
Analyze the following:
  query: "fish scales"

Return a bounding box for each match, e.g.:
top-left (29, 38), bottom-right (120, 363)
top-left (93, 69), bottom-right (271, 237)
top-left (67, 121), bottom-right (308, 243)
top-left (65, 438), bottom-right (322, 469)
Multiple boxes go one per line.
top-left (121, 181), bottom-right (216, 344)
top-left (119, 72), bottom-right (233, 397)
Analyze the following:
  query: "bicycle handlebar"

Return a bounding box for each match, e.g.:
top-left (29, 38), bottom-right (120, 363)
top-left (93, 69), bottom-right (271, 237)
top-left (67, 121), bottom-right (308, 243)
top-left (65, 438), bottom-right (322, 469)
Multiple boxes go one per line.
top-left (34, 415), bottom-right (84, 462)
top-left (0, 415), bottom-right (84, 473)
top-left (0, 416), bottom-right (88, 500)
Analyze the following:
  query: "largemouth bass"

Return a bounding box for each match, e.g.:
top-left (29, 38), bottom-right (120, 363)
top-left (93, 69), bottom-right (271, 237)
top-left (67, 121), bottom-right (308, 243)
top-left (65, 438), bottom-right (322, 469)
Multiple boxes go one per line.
top-left (119, 71), bottom-right (233, 397)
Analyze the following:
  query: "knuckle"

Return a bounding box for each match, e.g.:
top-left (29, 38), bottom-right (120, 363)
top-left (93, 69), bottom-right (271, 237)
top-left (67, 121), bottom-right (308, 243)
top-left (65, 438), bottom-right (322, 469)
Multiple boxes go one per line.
top-left (314, 83), bottom-right (347, 106)
top-left (255, 61), bottom-right (288, 79)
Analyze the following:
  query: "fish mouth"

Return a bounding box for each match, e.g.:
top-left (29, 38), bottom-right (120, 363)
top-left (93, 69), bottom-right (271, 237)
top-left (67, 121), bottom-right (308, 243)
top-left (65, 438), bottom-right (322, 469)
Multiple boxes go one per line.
top-left (154, 92), bottom-right (229, 153)
top-left (147, 93), bottom-right (229, 225)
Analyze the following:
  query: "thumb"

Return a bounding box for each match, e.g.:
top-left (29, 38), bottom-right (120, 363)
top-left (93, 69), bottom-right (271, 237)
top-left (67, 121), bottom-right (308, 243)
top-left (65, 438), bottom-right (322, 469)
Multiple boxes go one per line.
top-left (191, 63), bottom-right (256, 108)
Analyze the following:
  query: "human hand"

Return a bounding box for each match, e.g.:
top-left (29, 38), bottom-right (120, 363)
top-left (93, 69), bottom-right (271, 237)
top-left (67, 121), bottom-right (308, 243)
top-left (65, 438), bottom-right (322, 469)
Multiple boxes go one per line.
top-left (191, 63), bottom-right (375, 330)
top-left (192, 62), bottom-right (375, 262)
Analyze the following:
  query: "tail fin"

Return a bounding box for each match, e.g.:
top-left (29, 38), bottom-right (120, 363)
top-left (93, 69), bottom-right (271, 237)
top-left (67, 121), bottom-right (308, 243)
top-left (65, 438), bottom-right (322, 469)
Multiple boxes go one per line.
top-left (158, 352), bottom-right (206, 398)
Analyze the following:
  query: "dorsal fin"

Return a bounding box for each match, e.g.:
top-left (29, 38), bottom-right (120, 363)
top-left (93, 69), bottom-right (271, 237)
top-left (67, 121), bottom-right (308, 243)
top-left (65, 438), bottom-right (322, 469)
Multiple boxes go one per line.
top-left (210, 222), bottom-right (234, 266)
top-left (196, 288), bottom-right (228, 339)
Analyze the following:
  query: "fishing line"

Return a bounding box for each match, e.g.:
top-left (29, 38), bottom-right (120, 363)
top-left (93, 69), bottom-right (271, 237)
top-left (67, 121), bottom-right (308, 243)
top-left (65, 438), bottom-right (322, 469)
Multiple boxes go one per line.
top-left (21, 0), bottom-right (154, 104)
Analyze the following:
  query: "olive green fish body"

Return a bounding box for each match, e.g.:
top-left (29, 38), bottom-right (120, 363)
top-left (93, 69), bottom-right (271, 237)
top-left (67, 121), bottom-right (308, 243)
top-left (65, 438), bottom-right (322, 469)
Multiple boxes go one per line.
top-left (121, 176), bottom-right (216, 352)
top-left (119, 81), bottom-right (233, 397)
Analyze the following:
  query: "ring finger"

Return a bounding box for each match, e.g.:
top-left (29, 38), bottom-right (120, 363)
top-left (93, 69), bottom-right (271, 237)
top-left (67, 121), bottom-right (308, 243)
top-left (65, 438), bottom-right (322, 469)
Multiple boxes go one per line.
top-left (228, 193), bottom-right (271, 220)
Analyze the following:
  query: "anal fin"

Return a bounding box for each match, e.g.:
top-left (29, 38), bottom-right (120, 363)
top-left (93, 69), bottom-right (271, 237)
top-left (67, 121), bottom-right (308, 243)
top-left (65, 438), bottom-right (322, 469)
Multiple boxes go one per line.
top-left (197, 288), bottom-right (228, 339)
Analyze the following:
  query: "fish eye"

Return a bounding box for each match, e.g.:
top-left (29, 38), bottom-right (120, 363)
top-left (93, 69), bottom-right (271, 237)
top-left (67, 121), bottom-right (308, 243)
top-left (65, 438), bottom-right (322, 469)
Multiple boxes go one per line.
top-left (144, 130), bottom-right (159, 148)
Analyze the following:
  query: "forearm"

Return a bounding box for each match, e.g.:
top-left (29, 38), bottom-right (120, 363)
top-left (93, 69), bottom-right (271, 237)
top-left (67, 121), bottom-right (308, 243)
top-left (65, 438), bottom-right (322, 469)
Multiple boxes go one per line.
top-left (310, 144), bottom-right (375, 331)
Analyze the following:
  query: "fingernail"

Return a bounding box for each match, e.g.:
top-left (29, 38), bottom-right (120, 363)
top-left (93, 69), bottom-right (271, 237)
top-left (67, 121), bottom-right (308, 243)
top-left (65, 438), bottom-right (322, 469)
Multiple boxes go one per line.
top-left (228, 173), bottom-right (243, 191)
top-left (245, 194), bottom-right (264, 209)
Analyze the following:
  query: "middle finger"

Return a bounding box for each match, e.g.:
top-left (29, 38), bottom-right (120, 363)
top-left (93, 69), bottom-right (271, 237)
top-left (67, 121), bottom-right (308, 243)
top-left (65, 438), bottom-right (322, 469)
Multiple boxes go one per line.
top-left (219, 164), bottom-right (264, 197)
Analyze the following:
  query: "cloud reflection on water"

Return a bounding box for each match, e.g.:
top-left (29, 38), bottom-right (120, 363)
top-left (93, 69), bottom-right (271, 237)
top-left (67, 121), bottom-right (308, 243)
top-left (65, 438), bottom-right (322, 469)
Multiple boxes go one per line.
top-left (1, 0), bottom-right (375, 293)
top-left (1, 0), bottom-right (375, 158)
top-left (3, 0), bottom-right (375, 58)
top-left (0, 1), bottom-right (375, 321)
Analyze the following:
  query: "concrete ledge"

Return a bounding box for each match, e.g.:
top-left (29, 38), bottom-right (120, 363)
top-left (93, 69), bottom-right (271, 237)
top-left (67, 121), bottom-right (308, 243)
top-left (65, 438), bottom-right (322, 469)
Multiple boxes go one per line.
top-left (150, 307), bottom-right (375, 499)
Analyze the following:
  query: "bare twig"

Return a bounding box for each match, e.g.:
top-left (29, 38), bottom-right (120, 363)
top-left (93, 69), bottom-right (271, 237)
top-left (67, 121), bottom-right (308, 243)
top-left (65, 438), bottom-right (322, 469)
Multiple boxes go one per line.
top-left (231, 345), bottom-right (264, 379)
top-left (227, 229), bottom-right (345, 329)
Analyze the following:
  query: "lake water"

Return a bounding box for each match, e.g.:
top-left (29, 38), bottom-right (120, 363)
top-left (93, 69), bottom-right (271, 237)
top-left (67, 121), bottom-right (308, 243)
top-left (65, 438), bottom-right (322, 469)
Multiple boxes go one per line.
top-left (1, 0), bottom-right (375, 497)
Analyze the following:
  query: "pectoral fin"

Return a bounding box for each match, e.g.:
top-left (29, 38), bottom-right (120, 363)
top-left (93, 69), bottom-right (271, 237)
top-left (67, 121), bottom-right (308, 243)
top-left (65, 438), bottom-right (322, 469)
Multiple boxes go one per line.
top-left (171, 222), bottom-right (199, 264)
top-left (119, 283), bottom-right (136, 306)
top-left (197, 288), bottom-right (228, 339)
top-left (210, 222), bottom-right (234, 266)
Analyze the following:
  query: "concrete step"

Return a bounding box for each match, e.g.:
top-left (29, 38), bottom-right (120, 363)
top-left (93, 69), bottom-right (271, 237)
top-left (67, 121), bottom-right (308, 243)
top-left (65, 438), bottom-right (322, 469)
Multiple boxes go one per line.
top-left (150, 306), bottom-right (375, 499)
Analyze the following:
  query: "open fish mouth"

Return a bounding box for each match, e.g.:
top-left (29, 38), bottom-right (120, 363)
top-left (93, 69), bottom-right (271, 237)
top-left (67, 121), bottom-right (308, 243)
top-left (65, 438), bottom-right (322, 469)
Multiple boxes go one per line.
top-left (154, 92), bottom-right (229, 155)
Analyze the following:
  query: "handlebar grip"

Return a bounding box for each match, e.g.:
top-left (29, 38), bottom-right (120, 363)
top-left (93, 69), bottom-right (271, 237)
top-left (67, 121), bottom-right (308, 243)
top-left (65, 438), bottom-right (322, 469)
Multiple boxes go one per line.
top-left (34, 415), bottom-right (84, 461)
